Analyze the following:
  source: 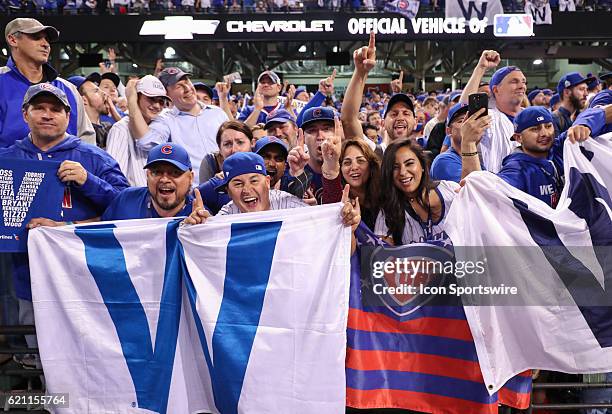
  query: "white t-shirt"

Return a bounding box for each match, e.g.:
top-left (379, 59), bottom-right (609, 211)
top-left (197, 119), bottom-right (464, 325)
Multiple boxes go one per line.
top-left (374, 180), bottom-right (459, 245)
top-left (218, 189), bottom-right (307, 215)
top-left (479, 107), bottom-right (518, 173)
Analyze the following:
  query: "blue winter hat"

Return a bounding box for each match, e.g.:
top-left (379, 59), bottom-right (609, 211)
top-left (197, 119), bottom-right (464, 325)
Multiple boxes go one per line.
top-left (215, 152), bottom-right (267, 192)
top-left (144, 143), bottom-right (192, 172)
top-left (514, 106), bottom-right (553, 133)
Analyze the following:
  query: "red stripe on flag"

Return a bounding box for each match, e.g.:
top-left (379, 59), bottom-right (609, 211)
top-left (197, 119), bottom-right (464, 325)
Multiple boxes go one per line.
top-left (347, 387), bottom-right (498, 414)
top-left (346, 349), bottom-right (485, 383)
top-left (499, 387), bottom-right (531, 410)
top-left (348, 308), bottom-right (474, 341)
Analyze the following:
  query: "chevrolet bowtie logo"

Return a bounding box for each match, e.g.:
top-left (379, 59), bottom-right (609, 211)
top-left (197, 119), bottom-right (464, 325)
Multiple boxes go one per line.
top-left (140, 16), bottom-right (220, 39)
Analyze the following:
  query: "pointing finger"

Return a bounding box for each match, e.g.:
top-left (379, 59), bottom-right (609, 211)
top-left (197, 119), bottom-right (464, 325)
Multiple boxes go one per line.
top-left (399, 70), bottom-right (403, 84)
top-left (368, 31), bottom-right (375, 50)
top-left (331, 68), bottom-right (337, 81)
top-left (297, 128), bottom-right (305, 147)
top-left (193, 188), bottom-right (204, 211)
top-left (341, 183), bottom-right (350, 204)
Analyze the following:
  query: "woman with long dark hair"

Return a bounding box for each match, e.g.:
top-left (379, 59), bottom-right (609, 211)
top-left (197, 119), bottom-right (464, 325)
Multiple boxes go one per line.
top-left (321, 138), bottom-right (381, 230)
top-left (375, 138), bottom-right (460, 245)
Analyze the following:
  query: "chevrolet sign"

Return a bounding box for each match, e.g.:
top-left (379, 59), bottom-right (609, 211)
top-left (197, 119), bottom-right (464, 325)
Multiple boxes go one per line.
top-left (226, 20), bottom-right (334, 33)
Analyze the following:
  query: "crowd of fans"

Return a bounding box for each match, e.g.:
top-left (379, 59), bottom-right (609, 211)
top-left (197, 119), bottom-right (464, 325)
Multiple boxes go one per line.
top-left (1, 0), bottom-right (611, 14)
top-left (1, 16), bottom-right (612, 413)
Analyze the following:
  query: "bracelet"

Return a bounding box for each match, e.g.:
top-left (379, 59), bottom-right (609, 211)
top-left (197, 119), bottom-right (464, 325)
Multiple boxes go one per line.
top-left (461, 151), bottom-right (479, 157)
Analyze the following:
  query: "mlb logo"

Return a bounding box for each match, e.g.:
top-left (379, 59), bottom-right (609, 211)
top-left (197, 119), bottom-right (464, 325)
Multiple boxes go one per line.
top-left (536, 116), bottom-right (544, 121)
top-left (493, 14), bottom-right (534, 37)
top-left (255, 165), bottom-right (263, 171)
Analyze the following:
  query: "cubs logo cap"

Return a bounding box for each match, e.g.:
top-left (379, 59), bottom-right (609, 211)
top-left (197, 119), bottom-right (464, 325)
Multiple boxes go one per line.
top-left (144, 143), bottom-right (192, 172)
top-left (513, 106), bottom-right (553, 134)
top-left (157, 67), bottom-right (192, 89)
top-left (299, 106), bottom-right (336, 129)
top-left (22, 83), bottom-right (71, 111)
top-left (215, 152), bottom-right (267, 193)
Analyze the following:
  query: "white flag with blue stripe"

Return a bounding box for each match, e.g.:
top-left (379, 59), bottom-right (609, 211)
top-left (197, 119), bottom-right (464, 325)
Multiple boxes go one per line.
top-left (445, 133), bottom-right (612, 393)
top-left (28, 204), bottom-right (351, 413)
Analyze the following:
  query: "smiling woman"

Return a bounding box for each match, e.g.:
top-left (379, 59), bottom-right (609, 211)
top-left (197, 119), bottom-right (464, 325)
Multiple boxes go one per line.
top-left (375, 138), bottom-right (459, 246)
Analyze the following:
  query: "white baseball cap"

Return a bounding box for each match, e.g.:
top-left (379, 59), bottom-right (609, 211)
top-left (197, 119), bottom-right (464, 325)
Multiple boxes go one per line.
top-left (137, 75), bottom-right (171, 101)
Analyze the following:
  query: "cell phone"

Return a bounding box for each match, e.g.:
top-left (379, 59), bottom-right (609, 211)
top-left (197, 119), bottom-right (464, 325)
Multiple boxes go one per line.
top-left (104, 59), bottom-right (112, 69)
top-left (468, 93), bottom-right (488, 118)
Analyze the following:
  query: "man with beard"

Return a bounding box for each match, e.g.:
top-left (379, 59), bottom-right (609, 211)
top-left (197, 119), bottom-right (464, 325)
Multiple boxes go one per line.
top-left (528, 89), bottom-right (547, 107)
top-left (106, 76), bottom-right (171, 187)
top-left (102, 143), bottom-right (196, 220)
top-left (460, 106), bottom-right (591, 208)
top-left (553, 72), bottom-right (595, 136)
top-left (459, 51), bottom-right (526, 173)
top-left (342, 32), bottom-right (415, 149)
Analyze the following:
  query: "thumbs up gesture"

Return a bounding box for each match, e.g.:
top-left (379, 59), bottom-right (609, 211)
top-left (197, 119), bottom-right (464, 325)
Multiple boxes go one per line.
top-left (340, 184), bottom-right (361, 230)
top-left (183, 188), bottom-right (211, 225)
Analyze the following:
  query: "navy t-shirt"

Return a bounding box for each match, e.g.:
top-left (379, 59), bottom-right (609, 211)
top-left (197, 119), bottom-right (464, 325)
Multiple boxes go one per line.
top-left (102, 187), bottom-right (193, 220)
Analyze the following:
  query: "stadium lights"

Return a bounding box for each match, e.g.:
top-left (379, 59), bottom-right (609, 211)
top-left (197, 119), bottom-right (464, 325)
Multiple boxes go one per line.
top-left (434, 76), bottom-right (443, 82)
top-left (132, 63), bottom-right (138, 68)
top-left (298, 45), bottom-right (307, 53)
top-left (164, 47), bottom-right (176, 59)
top-left (533, 59), bottom-right (543, 65)
top-left (333, 46), bottom-right (338, 52)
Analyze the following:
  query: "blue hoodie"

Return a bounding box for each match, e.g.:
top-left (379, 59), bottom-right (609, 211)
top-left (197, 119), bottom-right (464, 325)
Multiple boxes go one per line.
top-left (0, 57), bottom-right (94, 148)
top-left (497, 136), bottom-right (565, 208)
top-left (0, 134), bottom-right (129, 300)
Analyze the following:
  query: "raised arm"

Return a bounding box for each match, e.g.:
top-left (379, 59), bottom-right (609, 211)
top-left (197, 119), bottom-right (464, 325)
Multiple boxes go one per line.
top-left (459, 50), bottom-right (501, 104)
top-left (341, 32), bottom-right (376, 141)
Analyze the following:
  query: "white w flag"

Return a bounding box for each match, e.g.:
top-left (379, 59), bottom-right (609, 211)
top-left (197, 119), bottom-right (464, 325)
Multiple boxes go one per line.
top-left (445, 0), bottom-right (503, 25)
top-left (445, 133), bottom-right (612, 393)
top-left (28, 204), bottom-right (351, 413)
top-left (525, 0), bottom-right (552, 24)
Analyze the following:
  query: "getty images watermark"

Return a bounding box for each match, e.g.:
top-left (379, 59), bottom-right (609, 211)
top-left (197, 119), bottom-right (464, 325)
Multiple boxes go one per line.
top-left (360, 245), bottom-right (612, 308)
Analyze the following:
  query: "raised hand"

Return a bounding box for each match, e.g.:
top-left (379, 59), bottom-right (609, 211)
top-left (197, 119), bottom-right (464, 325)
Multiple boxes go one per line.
top-left (253, 85), bottom-right (264, 111)
top-left (390, 70), bottom-right (404, 94)
top-left (321, 117), bottom-right (342, 179)
top-left (477, 50), bottom-right (501, 71)
top-left (319, 68), bottom-right (336, 95)
top-left (183, 188), bottom-right (211, 225)
top-left (284, 84), bottom-right (296, 111)
top-left (215, 81), bottom-right (231, 99)
top-left (125, 78), bottom-right (138, 102)
top-left (340, 184), bottom-right (361, 230)
top-left (287, 128), bottom-right (310, 177)
top-left (353, 32), bottom-right (376, 75)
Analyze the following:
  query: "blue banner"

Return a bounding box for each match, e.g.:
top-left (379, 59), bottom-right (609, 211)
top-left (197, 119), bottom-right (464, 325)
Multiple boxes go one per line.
top-left (0, 158), bottom-right (63, 252)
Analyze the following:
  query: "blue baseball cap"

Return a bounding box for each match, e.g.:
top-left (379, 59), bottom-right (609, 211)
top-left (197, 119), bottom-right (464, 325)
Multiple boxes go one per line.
top-left (589, 90), bottom-right (612, 109)
top-left (527, 89), bottom-right (543, 103)
top-left (490, 66), bottom-right (522, 92)
top-left (600, 72), bottom-right (612, 81)
top-left (193, 82), bottom-right (214, 99)
top-left (215, 152), bottom-right (267, 192)
top-left (416, 94), bottom-right (427, 103)
top-left (513, 106), bottom-right (553, 134)
top-left (446, 103), bottom-right (469, 125)
top-left (264, 109), bottom-right (296, 130)
top-left (449, 91), bottom-right (462, 104)
top-left (144, 143), bottom-right (192, 172)
top-left (557, 72), bottom-right (596, 96)
top-left (550, 93), bottom-right (560, 108)
top-left (586, 73), bottom-right (600, 90)
top-left (299, 106), bottom-right (336, 129)
top-left (67, 72), bottom-right (101, 91)
top-left (22, 83), bottom-right (71, 110)
top-left (254, 136), bottom-right (289, 158)
top-left (542, 89), bottom-right (554, 96)
top-left (384, 93), bottom-right (415, 118)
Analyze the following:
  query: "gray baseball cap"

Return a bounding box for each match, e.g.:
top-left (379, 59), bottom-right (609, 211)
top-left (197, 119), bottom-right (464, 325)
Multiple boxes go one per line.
top-left (157, 67), bottom-right (191, 89)
top-left (5, 18), bottom-right (59, 42)
top-left (22, 83), bottom-right (71, 111)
